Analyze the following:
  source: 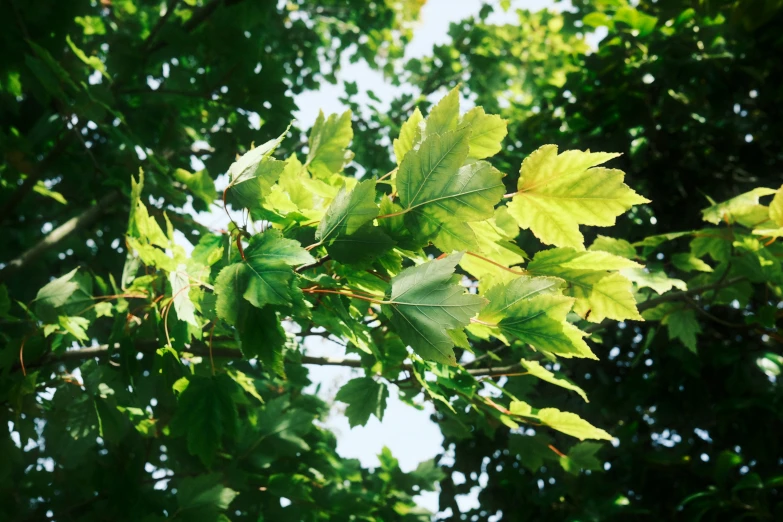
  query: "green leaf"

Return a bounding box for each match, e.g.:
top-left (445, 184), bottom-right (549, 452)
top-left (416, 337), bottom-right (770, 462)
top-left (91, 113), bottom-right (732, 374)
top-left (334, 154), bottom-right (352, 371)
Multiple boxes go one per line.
top-left (58, 316), bottom-right (90, 341)
top-left (192, 234), bottom-right (225, 267)
top-left (407, 459), bottom-right (446, 492)
top-left (316, 179), bottom-right (378, 243)
top-left (128, 171), bottom-right (169, 250)
top-left (690, 229), bottom-right (732, 262)
top-left (335, 377), bottom-right (389, 427)
top-left (769, 185), bottom-right (783, 226)
top-left (171, 375), bottom-right (239, 467)
top-left (671, 253), bottom-right (713, 273)
top-left (177, 474), bottom-right (237, 513)
top-left (306, 110), bottom-right (354, 178)
top-left (701, 187), bottom-right (776, 225)
top-left (537, 408), bottom-right (613, 441)
top-left (620, 267), bottom-right (687, 294)
top-left (34, 268), bottom-right (80, 309)
top-left (226, 129), bottom-right (289, 210)
top-left (460, 215), bottom-right (526, 290)
top-left (384, 254), bottom-right (486, 365)
top-left (393, 107), bottom-right (424, 164)
top-left (169, 264), bottom-right (199, 327)
top-left (237, 304), bottom-right (287, 375)
top-left (479, 275), bottom-right (562, 322)
top-left (560, 441), bottom-right (603, 475)
top-left (520, 360), bottom-right (589, 401)
top-left (424, 86), bottom-right (459, 137)
top-left (478, 276), bottom-right (596, 359)
top-left (666, 307), bottom-right (701, 352)
top-left (33, 180), bottom-right (67, 204)
top-left (460, 106), bottom-right (507, 159)
top-left (508, 433), bottom-right (558, 472)
top-left (227, 369), bottom-right (264, 403)
top-left (174, 168), bottom-right (217, 206)
top-left (254, 396), bottom-right (315, 451)
top-left (397, 128), bottom-right (504, 221)
top-left (614, 6), bottom-right (658, 36)
top-left (214, 230), bottom-right (314, 321)
top-left (507, 145), bottom-right (649, 250)
top-left (66, 35), bottom-right (109, 79)
top-left (589, 235), bottom-right (636, 259)
top-left (326, 224), bottom-right (395, 264)
top-left (527, 248), bottom-right (643, 323)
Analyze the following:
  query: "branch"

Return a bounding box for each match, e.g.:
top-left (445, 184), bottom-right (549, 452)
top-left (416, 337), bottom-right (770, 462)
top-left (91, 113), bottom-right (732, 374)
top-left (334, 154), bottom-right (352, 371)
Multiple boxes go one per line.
top-left (582, 277), bottom-right (745, 334)
top-left (295, 255), bottom-right (331, 273)
top-left (142, 0), bottom-right (181, 52)
top-left (147, 0), bottom-right (247, 54)
top-left (0, 191), bottom-right (120, 281)
top-left (17, 339), bottom-right (517, 380)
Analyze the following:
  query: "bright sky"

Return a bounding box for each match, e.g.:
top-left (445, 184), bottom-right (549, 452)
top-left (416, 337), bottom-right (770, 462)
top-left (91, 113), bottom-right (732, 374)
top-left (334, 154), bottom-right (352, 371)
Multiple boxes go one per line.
top-left (186, 0), bottom-right (577, 515)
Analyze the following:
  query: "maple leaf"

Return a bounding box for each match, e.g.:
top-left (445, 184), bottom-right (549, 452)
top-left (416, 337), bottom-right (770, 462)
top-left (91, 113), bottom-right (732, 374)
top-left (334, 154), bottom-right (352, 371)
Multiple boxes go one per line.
top-left (225, 127), bottom-right (289, 210)
top-left (170, 375), bottom-right (240, 467)
top-left (506, 145), bottom-right (649, 250)
top-left (214, 230), bottom-right (313, 323)
top-left (527, 248), bottom-right (643, 323)
top-left (459, 106), bottom-right (507, 160)
top-left (383, 253), bottom-right (486, 365)
top-left (480, 276), bottom-right (596, 359)
top-left (335, 377), bottom-right (389, 427)
top-left (536, 408), bottom-right (613, 441)
top-left (393, 107), bottom-right (424, 165)
top-left (316, 179), bottom-right (379, 244)
top-left (305, 110), bottom-right (354, 178)
top-left (395, 129), bottom-right (505, 250)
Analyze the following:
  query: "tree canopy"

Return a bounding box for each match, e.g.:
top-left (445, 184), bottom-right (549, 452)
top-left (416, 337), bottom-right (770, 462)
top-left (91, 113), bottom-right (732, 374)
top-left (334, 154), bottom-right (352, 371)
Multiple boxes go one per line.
top-left (1, 1), bottom-right (782, 521)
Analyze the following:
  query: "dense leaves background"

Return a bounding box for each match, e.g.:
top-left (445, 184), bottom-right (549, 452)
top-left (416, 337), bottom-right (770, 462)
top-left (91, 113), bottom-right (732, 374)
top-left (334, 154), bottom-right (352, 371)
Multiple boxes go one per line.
top-left (2, 1), bottom-right (783, 521)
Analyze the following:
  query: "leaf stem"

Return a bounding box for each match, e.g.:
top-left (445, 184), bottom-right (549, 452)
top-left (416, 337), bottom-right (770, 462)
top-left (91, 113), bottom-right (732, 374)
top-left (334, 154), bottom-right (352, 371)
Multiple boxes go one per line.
top-left (466, 251), bottom-right (527, 275)
top-left (375, 208), bottom-right (408, 220)
top-left (377, 167), bottom-right (397, 182)
top-left (470, 317), bottom-right (498, 327)
top-left (548, 444), bottom-right (567, 459)
top-left (301, 288), bottom-right (387, 305)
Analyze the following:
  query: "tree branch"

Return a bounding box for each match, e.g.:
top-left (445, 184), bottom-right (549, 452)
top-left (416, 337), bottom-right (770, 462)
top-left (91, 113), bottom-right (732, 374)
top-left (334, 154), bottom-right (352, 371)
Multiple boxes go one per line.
top-left (0, 191), bottom-right (120, 281)
top-left (147, 0), bottom-right (247, 54)
top-left (12, 279), bottom-right (748, 376)
top-left (16, 338), bottom-right (517, 380)
top-left (295, 255), bottom-right (331, 273)
top-left (142, 0), bottom-right (181, 52)
top-left (582, 277), bottom-right (745, 334)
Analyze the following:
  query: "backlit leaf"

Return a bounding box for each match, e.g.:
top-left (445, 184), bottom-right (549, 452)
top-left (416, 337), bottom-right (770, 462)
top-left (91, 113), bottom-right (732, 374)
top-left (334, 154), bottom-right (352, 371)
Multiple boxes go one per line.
top-left (507, 145), bottom-right (649, 249)
top-left (537, 408), bottom-right (613, 441)
top-left (306, 110), bottom-right (354, 178)
top-left (393, 107), bottom-right (424, 164)
top-left (384, 254), bottom-right (486, 365)
top-left (520, 359), bottom-right (589, 401)
top-left (316, 179), bottom-right (378, 243)
top-left (335, 377), bottom-right (389, 427)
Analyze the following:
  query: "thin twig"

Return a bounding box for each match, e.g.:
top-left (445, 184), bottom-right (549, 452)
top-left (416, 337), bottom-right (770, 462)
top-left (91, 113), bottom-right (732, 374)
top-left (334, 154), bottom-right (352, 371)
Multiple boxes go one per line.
top-left (295, 255), bottom-right (331, 273)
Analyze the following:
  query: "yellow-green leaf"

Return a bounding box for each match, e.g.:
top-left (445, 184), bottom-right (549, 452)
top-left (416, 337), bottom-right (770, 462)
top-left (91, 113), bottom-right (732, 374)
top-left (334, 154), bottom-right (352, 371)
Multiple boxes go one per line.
top-left (393, 107), bottom-right (424, 165)
top-left (305, 110), bottom-right (354, 178)
top-left (520, 360), bottom-right (589, 402)
top-left (537, 408), bottom-right (612, 441)
top-left (507, 145), bottom-right (649, 250)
